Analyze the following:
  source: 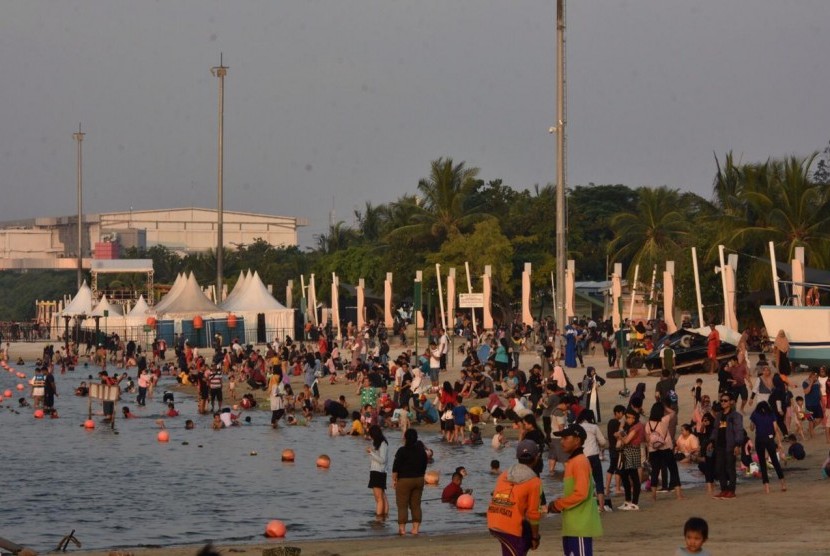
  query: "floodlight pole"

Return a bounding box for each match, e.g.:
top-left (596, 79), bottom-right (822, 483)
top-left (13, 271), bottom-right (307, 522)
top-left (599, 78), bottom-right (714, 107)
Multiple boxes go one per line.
top-left (211, 54), bottom-right (228, 302)
top-left (554, 0), bottom-right (568, 330)
top-left (74, 123), bottom-right (85, 289)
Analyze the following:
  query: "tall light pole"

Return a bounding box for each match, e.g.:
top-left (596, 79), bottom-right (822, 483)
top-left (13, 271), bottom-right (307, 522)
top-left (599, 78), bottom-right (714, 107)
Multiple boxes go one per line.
top-left (554, 0), bottom-right (568, 329)
top-left (74, 123), bottom-right (85, 289)
top-left (211, 54), bottom-right (228, 301)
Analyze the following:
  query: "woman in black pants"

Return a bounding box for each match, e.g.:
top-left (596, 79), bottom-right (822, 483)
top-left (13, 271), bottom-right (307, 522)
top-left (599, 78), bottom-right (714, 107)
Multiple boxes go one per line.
top-left (749, 401), bottom-right (786, 493)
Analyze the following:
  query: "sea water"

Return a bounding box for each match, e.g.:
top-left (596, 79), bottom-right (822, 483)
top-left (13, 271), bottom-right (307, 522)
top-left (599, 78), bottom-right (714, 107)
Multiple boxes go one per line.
top-left (0, 361), bottom-right (701, 552)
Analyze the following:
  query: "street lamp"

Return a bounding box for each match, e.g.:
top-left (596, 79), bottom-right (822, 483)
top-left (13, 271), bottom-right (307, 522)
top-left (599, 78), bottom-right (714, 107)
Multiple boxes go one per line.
top-left (553, 0), bottom-right (568, 331)
top-left (211, 54), bottom-right (229, 302)
top-left (74, 123), bottom-right (85, 289)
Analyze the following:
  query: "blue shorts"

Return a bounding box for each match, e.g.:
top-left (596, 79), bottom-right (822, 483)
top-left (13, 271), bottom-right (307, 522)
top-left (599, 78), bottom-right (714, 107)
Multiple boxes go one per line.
top-left (563, 536), bottom-right (593, 556)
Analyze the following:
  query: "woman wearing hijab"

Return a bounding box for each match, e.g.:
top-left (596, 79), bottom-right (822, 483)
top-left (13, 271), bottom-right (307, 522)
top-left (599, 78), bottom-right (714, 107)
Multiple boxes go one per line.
top-left (627, 382), bottom-right (647, 414)
top-left (774, 330), bottom-right (791, 376)
top-left (579, 366), bottom-right (606, 422)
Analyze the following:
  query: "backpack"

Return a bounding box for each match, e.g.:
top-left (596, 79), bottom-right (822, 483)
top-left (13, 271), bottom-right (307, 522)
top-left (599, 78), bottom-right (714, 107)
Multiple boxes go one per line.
top-left (648, 423), bottom-right (666, 450)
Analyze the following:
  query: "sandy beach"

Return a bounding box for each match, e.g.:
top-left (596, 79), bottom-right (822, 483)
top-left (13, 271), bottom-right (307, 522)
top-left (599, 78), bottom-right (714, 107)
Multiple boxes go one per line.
top-left (6, 339), bottom-right (829, 556)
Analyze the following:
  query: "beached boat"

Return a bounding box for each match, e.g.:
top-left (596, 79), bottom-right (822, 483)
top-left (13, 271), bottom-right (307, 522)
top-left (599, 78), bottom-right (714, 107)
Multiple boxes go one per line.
top-left (759, 305), bottom-right (830, 366)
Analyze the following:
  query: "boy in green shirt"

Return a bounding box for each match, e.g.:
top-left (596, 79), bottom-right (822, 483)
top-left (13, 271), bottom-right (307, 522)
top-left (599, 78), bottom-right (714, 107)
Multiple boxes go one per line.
top-left (548, 424), bottom-right (603, 555)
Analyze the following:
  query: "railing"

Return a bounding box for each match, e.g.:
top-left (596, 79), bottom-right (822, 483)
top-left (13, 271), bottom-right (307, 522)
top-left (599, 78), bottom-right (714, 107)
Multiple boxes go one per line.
top-left (0, 322), bottom-right (51, 342)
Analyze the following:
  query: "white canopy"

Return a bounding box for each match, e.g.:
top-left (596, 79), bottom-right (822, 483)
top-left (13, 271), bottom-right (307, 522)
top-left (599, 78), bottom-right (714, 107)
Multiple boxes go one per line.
top-left (157, 272), bottom-right (223, 316)
top-left (62, 281), bottom-right (94, 316)
top-left (222, 271), bottom-right (287, 312)
top-left (220, 271), bottom-right (293, 336)
top-left (153, 273), bottom-right (187, 313)
top-left (127, 295), bottom-right (152, 317)
top-left (91, 295), bottom-right (123, 316)
top-left (222, 270), bottom-right (251, 308)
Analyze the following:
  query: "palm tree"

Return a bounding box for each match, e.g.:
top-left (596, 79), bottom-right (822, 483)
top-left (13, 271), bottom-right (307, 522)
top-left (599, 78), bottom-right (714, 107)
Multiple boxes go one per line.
top-left (316, 221), bottom-right (360, 254)
top-left (608, 186), bottom-right (691, 275)
top-left (388, 157), bottom-right (490, 248)
top-left (724, 154), bottom-right (830, 266)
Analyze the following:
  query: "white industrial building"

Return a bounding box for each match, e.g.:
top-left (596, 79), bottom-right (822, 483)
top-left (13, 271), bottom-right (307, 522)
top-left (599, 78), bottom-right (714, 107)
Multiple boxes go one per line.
top-left (0, 207), bottom-right (308, 268)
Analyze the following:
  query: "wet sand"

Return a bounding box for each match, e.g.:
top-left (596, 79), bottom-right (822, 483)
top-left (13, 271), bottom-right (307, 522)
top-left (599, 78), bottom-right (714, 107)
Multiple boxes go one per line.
top-left (7, 340), bottom-right (829, 556)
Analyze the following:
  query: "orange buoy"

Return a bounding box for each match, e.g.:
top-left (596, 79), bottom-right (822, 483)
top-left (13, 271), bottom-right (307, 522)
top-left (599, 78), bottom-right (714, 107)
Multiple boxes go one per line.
top-left (34, 409), bottom-right (45, 419)
top-left (456, 493), bottom-right (475, 510)
top-left (265, 519), bottom-right (286, 538)
top-left (281, 449), bottom-right (295, 462)
top-left (16, 384), bottom-right (24, 391)
top-left (425, 470), bottom-right (440, 486)
top-left (16, 372), bottom-right (25, 379)
top-left (84, 419), bottom-right (96, 429)
top-left (3, 389), bottom-right (11, 398)
top-left (157, 430), bottom-right (170, 443)
top-left (316, 454), bottom-right (331, 469)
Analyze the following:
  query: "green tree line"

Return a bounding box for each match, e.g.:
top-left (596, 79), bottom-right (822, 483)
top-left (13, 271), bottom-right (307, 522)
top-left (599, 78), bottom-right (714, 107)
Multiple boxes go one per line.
top-left (2, 150), bottom-right (828, 327)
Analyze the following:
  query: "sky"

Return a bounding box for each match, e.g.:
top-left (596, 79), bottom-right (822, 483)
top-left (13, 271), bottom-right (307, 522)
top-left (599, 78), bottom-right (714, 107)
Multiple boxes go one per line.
top-left (1, 1), bottom-right (828, 248)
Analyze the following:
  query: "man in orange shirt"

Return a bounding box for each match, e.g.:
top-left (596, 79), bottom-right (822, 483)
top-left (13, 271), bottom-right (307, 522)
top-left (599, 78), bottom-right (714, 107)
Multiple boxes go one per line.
top-left (487, 439), bottom-right (543, 555)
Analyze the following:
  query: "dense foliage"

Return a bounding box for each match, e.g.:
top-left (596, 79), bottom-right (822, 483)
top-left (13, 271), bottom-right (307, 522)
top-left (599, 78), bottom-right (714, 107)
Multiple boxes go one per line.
top-left (2, 151), bottom-right (828, 327)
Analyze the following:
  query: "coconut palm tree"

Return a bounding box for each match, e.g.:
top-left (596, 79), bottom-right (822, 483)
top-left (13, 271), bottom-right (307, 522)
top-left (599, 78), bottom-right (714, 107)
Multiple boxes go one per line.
top-left (608, 186), bottom-right (691, 276)
top-left (388, 157), bottom-right (490, 248)
top-left (724, 154), bottom-right (830, 266)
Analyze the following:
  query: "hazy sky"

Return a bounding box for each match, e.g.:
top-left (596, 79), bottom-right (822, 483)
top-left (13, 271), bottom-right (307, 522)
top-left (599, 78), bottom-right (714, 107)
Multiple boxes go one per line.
top-left (2, 1), bottom-right (828, 247)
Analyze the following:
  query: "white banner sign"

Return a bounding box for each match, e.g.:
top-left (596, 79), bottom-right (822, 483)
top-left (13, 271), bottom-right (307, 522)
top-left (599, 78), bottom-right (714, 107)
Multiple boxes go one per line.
top-left (458, 293), bottom-right (485, 308)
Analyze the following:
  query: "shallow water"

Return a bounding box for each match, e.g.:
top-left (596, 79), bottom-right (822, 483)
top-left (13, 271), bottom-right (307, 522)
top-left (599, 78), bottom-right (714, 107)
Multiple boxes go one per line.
top-left (0, 362), bottom-right (702, 552)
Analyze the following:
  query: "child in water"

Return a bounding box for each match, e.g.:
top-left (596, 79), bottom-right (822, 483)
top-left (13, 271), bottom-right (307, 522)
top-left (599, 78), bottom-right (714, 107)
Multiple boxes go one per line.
top-left (329, 415), bottom-right (344, 436)
top-left (491, 424), bottom-right (507, 449)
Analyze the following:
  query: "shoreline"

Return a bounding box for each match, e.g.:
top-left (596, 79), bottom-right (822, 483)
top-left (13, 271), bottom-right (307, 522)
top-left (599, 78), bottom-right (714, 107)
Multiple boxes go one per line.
top-left (5, 340), bottom-right (830, 556)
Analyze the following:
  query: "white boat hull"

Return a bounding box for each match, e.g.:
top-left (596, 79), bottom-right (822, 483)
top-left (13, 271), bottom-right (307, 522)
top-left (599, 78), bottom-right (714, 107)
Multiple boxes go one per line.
top-left (759, 305), bottom-right (830, 365)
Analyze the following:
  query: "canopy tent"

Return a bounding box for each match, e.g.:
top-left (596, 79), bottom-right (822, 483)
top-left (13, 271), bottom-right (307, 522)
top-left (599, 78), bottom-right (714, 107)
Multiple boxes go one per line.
top-left (91, 295), bottom-right (123, 317)
top-left (222, 270), bottom-right (252, 309)
top-left (153, 273), bottom-right (186, 314)
top-left (220, 271), bottom-right (294, 340)
top-left (61, 281), bottom-right (94, 317)
top-left (157, 273), bottom-right (223, 317)
top-left (128, 295), bottom-right (152, 317)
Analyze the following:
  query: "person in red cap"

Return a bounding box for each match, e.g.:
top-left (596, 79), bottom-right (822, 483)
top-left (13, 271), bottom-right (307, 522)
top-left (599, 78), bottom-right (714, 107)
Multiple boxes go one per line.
top-left (548, 424), bottom-right (603, 555)
top-left (487, 438), bottom-right (543, 555)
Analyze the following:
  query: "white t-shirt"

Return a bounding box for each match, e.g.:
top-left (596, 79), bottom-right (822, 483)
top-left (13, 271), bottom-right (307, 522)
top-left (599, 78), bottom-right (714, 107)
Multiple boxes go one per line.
top-left (439, 333), bottom-right (449, 356)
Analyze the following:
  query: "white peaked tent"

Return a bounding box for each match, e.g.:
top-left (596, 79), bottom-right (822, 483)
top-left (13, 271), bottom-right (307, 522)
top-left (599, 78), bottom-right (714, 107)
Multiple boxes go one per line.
top-left (124, 295), bottom-right (154, 329)
top-left (128, 295), bottom-right (152, 317)
top-left (222, 270), bottom-right (252, 308)
top-left (221, 271), bottom-right (294, 336)
top-left (157, 272), bottom-right (223, 317)
top-left (62, 281), bottom-right (94, 316)
top-left (153, 273), bottom-right (187, 313)
top-left (91, 295), bottom-right (123, 317)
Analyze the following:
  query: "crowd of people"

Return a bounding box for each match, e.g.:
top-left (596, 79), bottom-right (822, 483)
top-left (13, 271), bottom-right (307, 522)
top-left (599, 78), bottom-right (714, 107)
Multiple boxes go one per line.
top-left (7, 314), bottom-right (830, 556)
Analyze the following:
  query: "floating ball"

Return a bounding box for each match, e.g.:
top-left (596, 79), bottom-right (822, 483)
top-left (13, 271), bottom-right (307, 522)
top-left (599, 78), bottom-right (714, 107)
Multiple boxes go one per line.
top-left (84, 419), bottom-right (95, 429)
top-left (3, 390), bottom-right (11, 398)
top-left (281, 449), bottom-right (295, 462)
top-left (157, 430), bottom-right (170, 443)
top-left (425, 470), bottom-right (440, 486)
top-left (16, 384), bottom-right (24, 391)
top-left (316, 454), bottom-right (331, 469)
top-left (34, 409), bottom-right (45, 419)
top-left (456, 493), bottom-right (475, 510)
top-left (16, 372), bottom-right (25, 379)
top-left (265, 519), bottom-right (286, 538)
